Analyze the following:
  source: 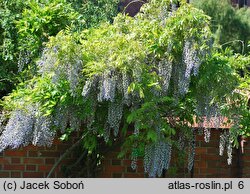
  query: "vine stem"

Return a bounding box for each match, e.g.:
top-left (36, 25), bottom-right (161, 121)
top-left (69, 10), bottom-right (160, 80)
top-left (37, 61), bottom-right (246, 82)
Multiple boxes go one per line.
top-left (46, 131), bottom-right (90, 178)
top-left (221, 40), bottom-right (245, 55)
top-left (123, 0), bottom-right (147, 14)
top-left (0, 78), bottom-right (13, 83)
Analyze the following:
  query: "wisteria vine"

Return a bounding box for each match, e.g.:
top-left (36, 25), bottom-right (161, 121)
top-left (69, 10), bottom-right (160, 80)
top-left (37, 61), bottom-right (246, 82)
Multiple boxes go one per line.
top-left (0, 0), bottom-right (246, 178)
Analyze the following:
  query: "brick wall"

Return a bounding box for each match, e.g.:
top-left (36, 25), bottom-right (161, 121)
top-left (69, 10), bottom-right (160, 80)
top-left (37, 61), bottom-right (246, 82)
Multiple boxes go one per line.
top-left (194, 130), bottom-right (238, 178)
top-left (0, 129), bottom-right (250, 178)
top-left (99, 130), bottom-right (250, 178)
top-left (99, 147), bottom-right (145, 178)
top-left (242, 137), bottom-right (250, 177)
top-left (0, 138), bottom-right (76, 178)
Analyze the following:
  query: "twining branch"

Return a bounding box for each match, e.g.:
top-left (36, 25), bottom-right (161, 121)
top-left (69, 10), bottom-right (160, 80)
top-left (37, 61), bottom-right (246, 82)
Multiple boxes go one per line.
top-left (46, 131), bottom-right (90, 178)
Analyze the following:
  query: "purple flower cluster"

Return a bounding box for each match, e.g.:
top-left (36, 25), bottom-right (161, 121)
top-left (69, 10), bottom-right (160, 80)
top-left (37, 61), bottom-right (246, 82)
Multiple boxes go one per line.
top-left (98, 71), bottom-right (117, 102)
top-left (144, 141), bottom-right (172, 177)
top-left (0, 105), bottom-right (56, 152)
top-left (38, 48), bottom-right (83, 96)
top-left (107, 101), bottom-right (123, 137)
top-left (158, 60), bottom-right (172, 94)
top-left (219, 130), bottom-right (233, 165)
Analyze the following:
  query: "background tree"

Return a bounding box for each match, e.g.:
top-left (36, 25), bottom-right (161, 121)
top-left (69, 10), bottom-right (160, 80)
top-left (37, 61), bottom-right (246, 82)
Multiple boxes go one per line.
top-left (191, 0), bottom-right (250, 54)
top-left (191, 1), bottom-right (250, 137)
top-left (0, 0), bottom-right (119, 97)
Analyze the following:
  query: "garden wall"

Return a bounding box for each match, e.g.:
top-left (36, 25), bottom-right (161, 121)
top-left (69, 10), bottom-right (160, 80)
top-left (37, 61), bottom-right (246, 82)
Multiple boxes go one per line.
top-left (99, 130), bottom-right (250, 178)
top-left (1, 130), bottom-right (249, 178)
top-left (0, 138), bottom-right (76, 178)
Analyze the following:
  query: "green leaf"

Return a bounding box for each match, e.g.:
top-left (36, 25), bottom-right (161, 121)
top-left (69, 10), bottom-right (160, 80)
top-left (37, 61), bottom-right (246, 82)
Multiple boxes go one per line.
top-left (128, 82), bottom-right (135, 93)
top-left (139, 88), bottom-right (145, 98)
top-left (59, 134), bottom-right (68, 141)
top-left (147, 130), bottom-right (157, 142)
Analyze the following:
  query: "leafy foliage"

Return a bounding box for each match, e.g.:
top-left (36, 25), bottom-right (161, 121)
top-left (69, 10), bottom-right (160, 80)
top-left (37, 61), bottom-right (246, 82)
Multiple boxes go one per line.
top-left (0, 0), bottom-right (119, 96)
top-left (15, 0), bottom-right (83, 71)
top-left (192, 0), bottom-right (250, 54)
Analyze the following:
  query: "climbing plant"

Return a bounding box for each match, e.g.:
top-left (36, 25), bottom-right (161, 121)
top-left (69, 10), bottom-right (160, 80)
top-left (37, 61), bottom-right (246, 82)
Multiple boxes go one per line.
top-left (0, 0), bottom-right (249, 177)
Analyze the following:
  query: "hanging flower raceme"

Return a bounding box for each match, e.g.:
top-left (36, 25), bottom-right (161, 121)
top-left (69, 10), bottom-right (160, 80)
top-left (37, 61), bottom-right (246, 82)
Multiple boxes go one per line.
top-left (0, 105), bottom-right (55, 152)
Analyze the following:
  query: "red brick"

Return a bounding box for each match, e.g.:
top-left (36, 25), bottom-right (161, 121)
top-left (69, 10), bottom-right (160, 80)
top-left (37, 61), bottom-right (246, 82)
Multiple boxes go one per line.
top-left (102, 159), bottom-right (111, 166)
top-left (193, 168), bottom-right (199, 175)
top-left (137, 166), bottom-right (144, 173)
top-left (124, 173), bottom-right (144, 178)
top-left (2, 129), bottom-right (248, 178)
top-left (243, 149), bottom-right (250, 155)
top-left (45, 144), bottom-right (57, 150)
top-left (45, 158), bottom-right (55, 164)
top-left (242, 155), bottom-right (250, 160)
top-left (194, 154), bottom-right (201, 161)
top-left (26, 165), bottom-right (36, 171)
top-left (200, 168), bottom-right (221, 174)
top-left (124, 159), bottom-right (143, 166)
top-left (23, 172), bottom-right (44, 178)
top-left (24, 158), bottom-right (44, 164)
top-left (11, 172), bottom-right (21, 178)
top-left (200, 154), bottom-right (220, 161)
top-left (56, 144), bottom-right (71, 151)
top-left (196, 135), bottom-right (205, 141)
top-left (105, 166), bottom-right (125, 173)
top-left (195, 148), bottom-right (207, 154)
top-left (4, 165), bottom-right (25, 171)
top-left (123, 159), bottom-right (143, 166)
top-left (4, 150), bottom-right (26, 157)
top-left (53, 139), bottom-right (61, 145)
top-left (123, 159), bottom-right (132, 166)
top-left (207, 147), bottom-right (219, 154)
top-left (23, 145), bottom-right (38, 151)
top-left (38, 165), bottom-right (53, 171)
top-left (137, 159), bottom-right (143, 166)
top-left (112, 159), bottom-right (121, 166)
top-left (0, 158), bottom-right (10, 164)
top-left (200, 140), bottom-right (219, 147)
top-left (105, 152), bottom-right (119, 159)
top-left (0, 172), bottom-right (10, 177)
top-left (11, 158), bottom-right (21, 164)
top-left (126, 166), bottom-right (136, 173)
top-left (242, 168), bottom-right (250, 174)
top-left (195, 160), bottom-right (207, 168)
top-left (28, 151), bottom-right (39, 157)
top-left (60, 158), bottom-right (75, 165)
top-left (40, 151), bottom-right (60, 157)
